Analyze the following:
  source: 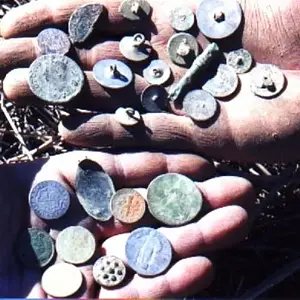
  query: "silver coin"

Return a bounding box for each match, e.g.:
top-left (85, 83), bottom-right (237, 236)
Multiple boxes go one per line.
top-left (143, 60), bottom-right (171, 85)
top-left (28, 54), bottom-right (84, 104)
top-left (141, 85), bottom-right (167, 112)
top-left (36, 28), bottom-right (70, 55)
top-left (182, 89), bottom-right (218, 121)
top-left (119, 0), bottom-right (151, 21)
top-left (169, 6), bottom-right (195, 32)
top-left (68, 3), bottom-right (103, 43)
top-left (114, 107), bottom-right (141, 126)
top-left (226, 49), bottom-right (253, 74)
top-left (29, 180), bottom-right (70, 220)
top-left (202, 64), bottom-right (239, 98)
top-left (125, 227), bottom-right (172, 276)
top-left (93, 59), bottom-right (133, 89)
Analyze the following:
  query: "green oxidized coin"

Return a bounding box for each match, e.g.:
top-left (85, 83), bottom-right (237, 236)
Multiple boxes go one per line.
top-left (147, 173), bottom-right (203, 226)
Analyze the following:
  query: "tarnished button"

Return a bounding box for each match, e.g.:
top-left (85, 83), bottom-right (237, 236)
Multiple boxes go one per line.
top-left (196, 0), bottom-right (242, 39)
top-left (68, 3), bottom-right (103, 43)
top-left (227, 49), bottom-right (253, 74)
top-left (115, 107), bottom-right (141, 126)
top-left (169, 6), bottom-right (195, 32)
top-left (202, 64), bottom-right (239, 98)
top-left (119, 0), bottom-right (151, 21)
top-left (167, 32), bottom-right (200, 66)
top-left (143, 60), bottom-right (171, 85)
top-left (182, 89), bottom-right (218, 121)
top-left (250, 64), bottom-right (286, 98)
top-left (93, 59), bottom-right (133, 89)
top-left (120, 33), bottom-right (152, 62)
top-left (141, 85), bottom-right (168, 112)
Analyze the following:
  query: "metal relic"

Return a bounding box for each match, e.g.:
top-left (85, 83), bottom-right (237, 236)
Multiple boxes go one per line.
top-left (226, 49), bottom-right (253, 74)
top-left (119, 0), bottom-right (151, 21)
top-left (147, 173), bottom-right (203, 225)
top-left (169, 6), bottom-right (195, 32)
top-left (143, 59), bottom-right (171, 85)
top-left (196, 0), bottom-right (242, 39)
top-left (115, 107), bottom-right (141, 126)
top-left (141, 84), bottom-right (168, 112)
top-left (125, 227), bottom-right (172, 276)
top-left (28, 54), bottom-right (84, 104)
top-left (93, 59), bottom-right (133, 89)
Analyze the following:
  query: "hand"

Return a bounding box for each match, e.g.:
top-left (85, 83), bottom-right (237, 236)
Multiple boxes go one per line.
top-left (0, 150), bottom-right (255, 298)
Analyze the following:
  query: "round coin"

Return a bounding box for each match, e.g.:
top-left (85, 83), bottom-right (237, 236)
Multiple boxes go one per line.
top-left (93, 59), bottom-right (133, 89)
top-left (28, 54), bottom-right (84, 104)
top-left (141, 85), bottom-right (168, 112)
top-left (93, 256), bottom-right (126, 287)
top-left (36, 28), bottom-right (70, 55)
top-left (110, 188), bottom-right (146, 223)
top-left (147, 173), bottom-right (203, 226)
top-left (68, 3), bottom-right (103, 43)
top-left (126, 227), bottom-right (172, 276)
top-left (42, 263), bottom-right (82, 298)
top-left (115, 107), bottom-right (141, 126)
top-left (196, 0), bottom-right (242, 39)
top-left (226, 49), bottom-right (253, 74)
top-left (169, 6), bottom-right (195, 32)
top-left (119, 0), bottom-right (151, 21)
top-left (182, 89), bottom-right (218, 121)
top-left (202, 64), bottom-right (239, 98)
top-left (16, 228), bottom-right (54, 268)
top-left (56, 226), bottom-right (96, 264)
top-left (143, 60), bottom-right (171, 85)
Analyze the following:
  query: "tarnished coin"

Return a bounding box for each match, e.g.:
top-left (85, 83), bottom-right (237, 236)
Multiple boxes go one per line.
top-left (202, 64), bottom-right (239, 98)
top-left (126, 227), bottom-right (172, 276)
top-left (169, 6), bottom-right (195, 32)
top-left (115, 107), bottom-right (141, 126)
top-left (42, 263), bottom-right (82, 298)
top-left (147, 173), bottom-right (203, 226)
top-left (56, 226), bottom-right (96, 264)
top-left (143, 60), bottom-right (171, 85)
top-left (93, 59), bottom-right (133, 89)
top-left (141, 85), bottom-right (168, 112)
top-left (29, 180), bottom-right (70, 220)
top-left (93, 256), bottom-right (126, 287)
top-left (16, 228), bottom-right (54, 268)
top-left (196, 0), bottom-right (242, 39)
top-left (110, 188), bottom-right (146, 223)
top-left (36, 28), bottom-right (70, 55)
top-left (28, 54), bottom-right (84, 104)
top-left (250, 64), bottom-right (286, 98)
top-left (182, 89), bottom-right (218, 121)
top-left (227, 49), bottom-right (253, 74)
top-left (119, 0), bottom-right (151, 21)
top-left (75, 159), bottom-right (115, 221)
top-left (167, 32), bottom-right (200, 66)
top-left (68, 3), bottom-right (103, 43)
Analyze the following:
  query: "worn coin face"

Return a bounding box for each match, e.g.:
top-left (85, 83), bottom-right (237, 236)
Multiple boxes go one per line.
top-left (29, 180), bottom-right (70, 220)
top-left (69, 3), bottom-right (103, 43)
top-left (42, 263), bottom-right (82, 297)
top-left (143, 60), bottom-right (171, 85)
top-left (93, 59), bottom-right (133, 89)
top-left (119, 0), bottom-right (151, 21)
top-left (182, 89), bottom-right (218, 121)
top-left (28, 54), bottom-right (84, 104)
top-left (226, 49), bottom-right (253, 74)
top-left (126, 227), bottom-right (172, 276)
top-left (16, 228), bottom-right (54, 268)
top-left (196, 0), bottom-right (242, 39)
top-left (147, 173), bottom-right (203, 225)
top-left (56, 226), bottom-right (96, 264)
top-left (169, 6), bottom-right (195, 32)
top-left (202, 64), bottom-right (239, 98)
top-left (250, 64), bottom-right (286, 98)
top-left (115, 107), bottom-right (141, 126)
top-left (93, 256), bottom-right (126, 287)
top-left (75, 159), bottom-right (115, 221)
top-left (141, 85), bottom-right (168, 113)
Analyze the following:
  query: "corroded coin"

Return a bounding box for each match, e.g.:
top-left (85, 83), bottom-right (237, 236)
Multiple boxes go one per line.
top-left (202, 64), bottom-right (239, 98)
top-left (56, 226), bottom-right (96, 264)
top-left (169, 6), bottom-right (195, 32)
top-left (93, 256), bottom-right (126, 287)
top-left (147, 173), bottom-right (203, 226)
top-left (42, 263), bottom-right (82, 298)
top-left (29, 180), bottom-right (70, 220)
top-left (110, 188), bottom-right (146, 223)
top-left (16, 228), bottom-right (54, 268)
top-left (28, 54), bottom-right (84, 104)
top-left (119, 0), bottom-right (151, 21)
top-left (141, 85), bottom-right (168, 113)
top-left (143, 60), bottom-right (171, 85)
top-left (75, 159), bottom-right (115, 221)
top-left (226, 49), bottom-right (253, 74)
top-left (115, 107), bottom-right (141, 126)
top-left (36, 28), bottom-right (70, 55)
top-left (182, 89), bottom-right (218, 121)
top-left (68, 3), bottom-right (103, 43)
top-left (126, 227), bottom-right (172, 276)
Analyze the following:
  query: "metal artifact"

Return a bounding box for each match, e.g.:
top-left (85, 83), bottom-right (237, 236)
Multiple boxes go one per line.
top-left (169, 6), bottom-right (195, 32)
top-left (115, 107), bottom-right (141, 126)
top-left (143, 59), bottom-right (171, 85)
top-left (226, 49), bottom-right (253, 74)
top-left (141, 84), bottom-right (168, 112)
top-left (119, 0), bottom-right (151, 21)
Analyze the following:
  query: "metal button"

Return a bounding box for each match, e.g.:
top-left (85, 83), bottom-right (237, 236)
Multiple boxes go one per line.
top-left (167, 32), bottom-right (200, 66)
top-left (93, 59), bottom-right (133, 89)
top-left (143, 60), bottom-right (171, 85)
top-left (115, 107), bottom-right (141, 126)
top-left (169, 6), bottom-right (195, 32)
top-left (119, 0), bottom-right (151, 21)
top-left (226, 49), bottom-right (253, 74)
top-left (196, 0), bottom-right (242, 39)
top-left (141, 85), bottom-right (168, 112)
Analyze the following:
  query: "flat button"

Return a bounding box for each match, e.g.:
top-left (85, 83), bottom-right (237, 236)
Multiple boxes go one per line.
top-left (119, 0), bottom-right (151, 21)
top-left (226, 49), bottom-right (253, 74)
top-left (169, 6), bottom-right (195, 32)
top-left (141, 85), bottom-right (168, 112)
top-left (143, 60), bottom-right (171, 85)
